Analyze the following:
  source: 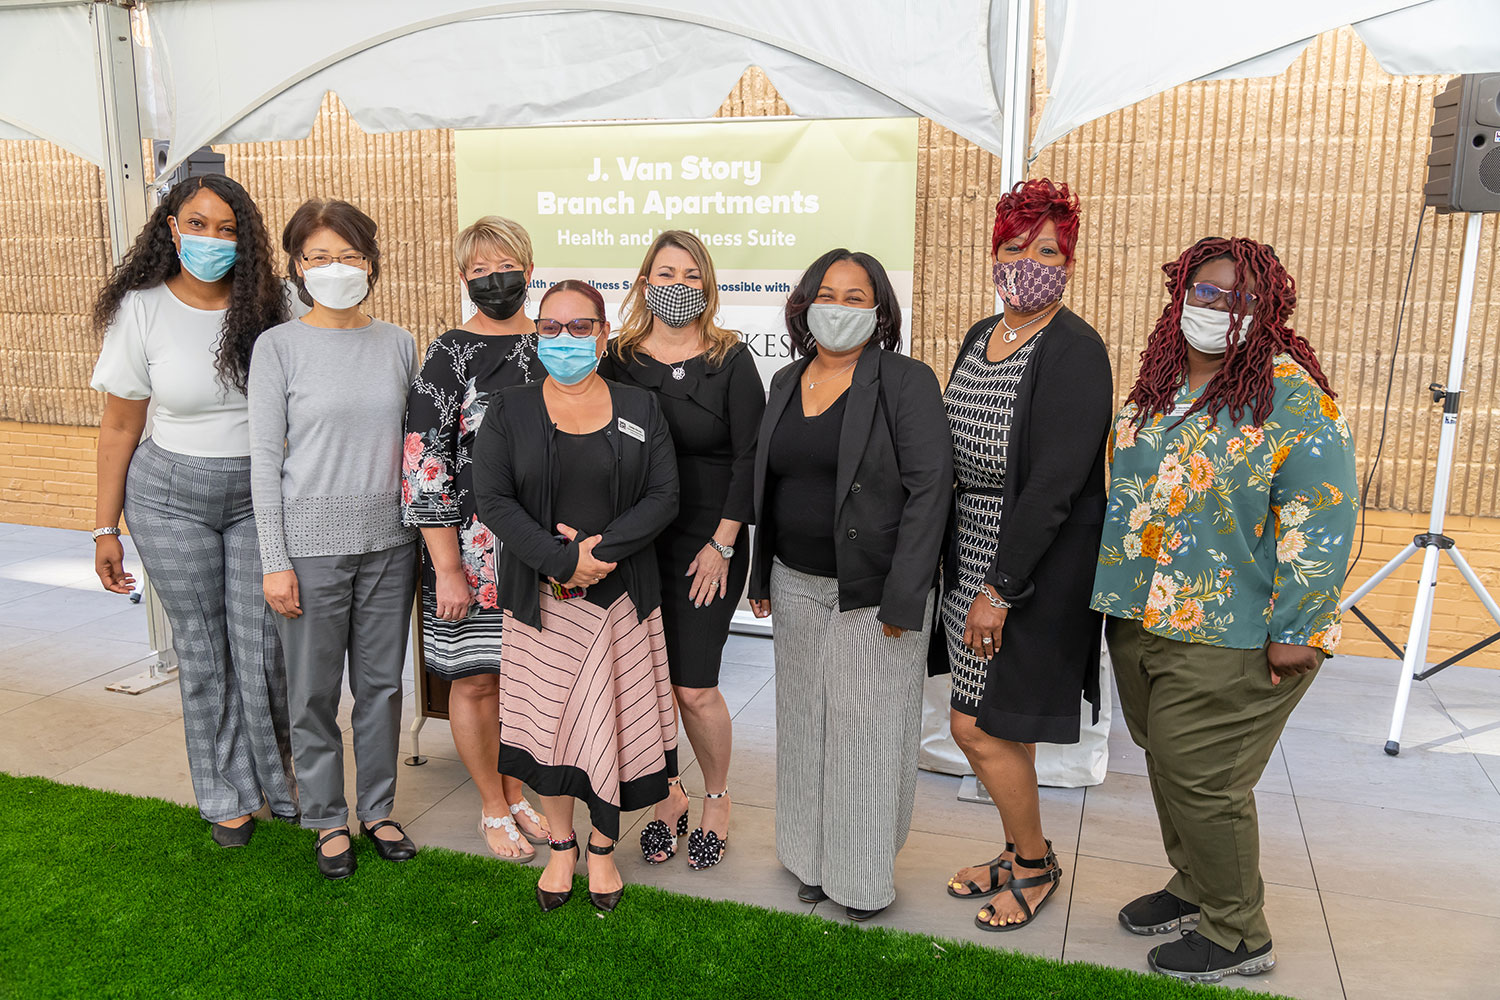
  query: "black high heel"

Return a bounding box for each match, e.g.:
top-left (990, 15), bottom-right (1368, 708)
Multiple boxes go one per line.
top-left (639, 776), bottom-right (688, 864)
top-left (686, 787), bottom-right (729, 871)
top-left (586, 840), bottom-right (625, 912)
top-left (536, 835), bottom-right (579, 913)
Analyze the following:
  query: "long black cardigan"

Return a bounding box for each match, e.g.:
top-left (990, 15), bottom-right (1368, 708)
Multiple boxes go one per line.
top-left (472, 380), bottom-right (679, 630)
top-left (930, 307), bottom-right (1114, 734)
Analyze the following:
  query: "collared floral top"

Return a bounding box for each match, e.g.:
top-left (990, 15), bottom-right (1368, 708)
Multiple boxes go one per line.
top-left (1091, 355), bottom-right (1358, 654)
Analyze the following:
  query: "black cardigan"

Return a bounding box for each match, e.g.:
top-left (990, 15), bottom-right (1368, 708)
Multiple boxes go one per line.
top-left (471, 380), bottom-right (680, 630)
top-left (930, 306), bottom-right (1114, 725)
top-left (749, 341), bottom-right (953, 632)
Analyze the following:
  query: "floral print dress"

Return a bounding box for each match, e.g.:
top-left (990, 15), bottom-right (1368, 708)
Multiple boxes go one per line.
top-left (1091, 355), bottom-right (1358, 654)
top-left (402, 328), bottom-right (537, 679)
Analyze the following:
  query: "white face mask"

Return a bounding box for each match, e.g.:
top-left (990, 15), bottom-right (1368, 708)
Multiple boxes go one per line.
top-left (301, 261), bottom-right (369, 310)
top-left (807, 302), bottom-right (878, 353)
top-left (1180, 301), bottom-right (1252, 355)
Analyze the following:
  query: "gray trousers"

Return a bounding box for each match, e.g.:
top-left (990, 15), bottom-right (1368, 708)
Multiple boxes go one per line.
top-left (770, 560), bottom-right (933, 910)
top-left (123, 438), bottom-right (298, 823)
top-left (275, 543), bottom-right (416, 829)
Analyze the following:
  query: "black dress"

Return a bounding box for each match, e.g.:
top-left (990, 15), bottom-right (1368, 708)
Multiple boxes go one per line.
top-left (598, 342), bottom-right (765, 688)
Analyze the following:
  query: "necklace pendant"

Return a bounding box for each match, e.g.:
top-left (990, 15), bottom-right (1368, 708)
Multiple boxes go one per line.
top-left (671, 365), bottom-right (686, 381)
top-left (1003, 328), bottom-right (1018, 343)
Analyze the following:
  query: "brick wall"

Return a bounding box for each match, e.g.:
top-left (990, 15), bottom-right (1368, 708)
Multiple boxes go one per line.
top-left (2, 422), bottom-right (1497, 668)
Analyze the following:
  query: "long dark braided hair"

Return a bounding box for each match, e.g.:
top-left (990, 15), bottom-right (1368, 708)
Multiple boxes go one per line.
top-left (92, 175), bottom-right (287, 395)
top-left (1126, 236), bottom-right (1333, 427)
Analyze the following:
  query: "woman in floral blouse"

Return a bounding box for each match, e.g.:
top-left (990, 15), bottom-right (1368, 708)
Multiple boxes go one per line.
top-left (402, 216), bottom-right (548, 860)
top-left (1092, 237), bottom-right (1356, 985)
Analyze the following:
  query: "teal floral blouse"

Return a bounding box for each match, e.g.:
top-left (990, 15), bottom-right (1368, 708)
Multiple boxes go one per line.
top-left (1091, 355), bottom-right (1358, 654)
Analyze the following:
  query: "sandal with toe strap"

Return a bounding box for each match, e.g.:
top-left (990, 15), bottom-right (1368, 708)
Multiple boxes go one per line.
top-left (536, 835), bottom-right (579, 913)
top-left (686, 787), bottom-right (729, 871)
top-left (586, 840), bottom-right (624, 912)
top-left (975, 842), bottom-right (1061, 933)
top-left (947, 842), bottom-right (1014, 898)
top-left (479, 812), bottom-right (533, 863)
top-left (508, 800), bottom-right (550, 846)
top-left (639, 776), bottom-right (689, 864)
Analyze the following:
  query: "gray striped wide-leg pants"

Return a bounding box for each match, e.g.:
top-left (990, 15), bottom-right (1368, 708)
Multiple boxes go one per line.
top-left (770, 559), bottom-right (933, 911)
top-left (123, 438), bottom-right (298, 823)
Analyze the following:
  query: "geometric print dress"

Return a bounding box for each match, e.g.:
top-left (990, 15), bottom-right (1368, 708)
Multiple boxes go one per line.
top-left (941, 331), bottom-right (1042, 713)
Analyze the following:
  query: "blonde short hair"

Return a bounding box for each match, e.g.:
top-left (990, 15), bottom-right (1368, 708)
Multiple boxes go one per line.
top-left (453, 215), bottom-right (534, 273)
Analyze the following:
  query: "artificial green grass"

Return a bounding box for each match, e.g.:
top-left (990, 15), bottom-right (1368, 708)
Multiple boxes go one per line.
top-left (0, 773), bottom-right (1289, 999)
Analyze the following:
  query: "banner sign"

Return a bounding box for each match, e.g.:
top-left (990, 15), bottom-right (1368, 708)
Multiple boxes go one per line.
top-left (455, 117), bottom-right (918, 384)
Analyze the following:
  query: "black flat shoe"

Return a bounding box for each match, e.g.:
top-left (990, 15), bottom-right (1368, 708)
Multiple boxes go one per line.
top-left (211, 818), bottom-right (255, 848)
top-left (797, 881), bottom-right (828, 903)
top-left (537, 835), bottom-right (580, 913)
top-left (846, 905), bottom-right (887, 922)
top-left (315, 828), bottom-right (356, 880)
top-left (587, 840), bottom-right (625, 912)
top-left (360, 819), bottom-right (417, 861)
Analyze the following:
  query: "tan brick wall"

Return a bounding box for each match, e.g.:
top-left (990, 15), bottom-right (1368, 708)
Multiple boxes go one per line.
top-left (0, 421), bottom-right (97, 529)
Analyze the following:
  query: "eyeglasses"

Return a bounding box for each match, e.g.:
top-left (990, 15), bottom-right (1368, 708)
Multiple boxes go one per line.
top-left (1188, 282), bottom-right (1257, 308)
top-left (536, 317), bottom-right (604, 339)
top-left (302, 252), bottom-right (368, 269)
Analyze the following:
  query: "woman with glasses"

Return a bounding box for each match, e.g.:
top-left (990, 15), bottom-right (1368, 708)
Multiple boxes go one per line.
top-left (248, 198), bottom-right (420, 879)
top-left (402, 216), bottom-right (549, 862)
top-left (474, 279), bottom-right (679, 913)
top-left (598, 230), bottom-right (765, 871)
top-left (1093, 237), bottom-right (1356, 983)
top-left (90, 175), bottom-right (296, 847)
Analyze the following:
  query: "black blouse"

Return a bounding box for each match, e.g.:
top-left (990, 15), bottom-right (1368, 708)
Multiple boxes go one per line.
top-left (554, 427), bottom-right (627, 608)
top-left (766, 383), bottom-right (846, 577)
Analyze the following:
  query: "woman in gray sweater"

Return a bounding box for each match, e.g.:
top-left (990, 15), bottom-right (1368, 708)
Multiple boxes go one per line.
top-left (248, 199), bottom-right (420, 880)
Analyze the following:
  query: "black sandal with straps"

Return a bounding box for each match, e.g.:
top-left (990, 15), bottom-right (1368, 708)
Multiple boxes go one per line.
top-left (975, 842), bottom-right (1062, 932)
top-left (947, 842), bottom-right (1015, 898)
top-left (640, 777), bottom-right (689, 864)
top-left (536, 835), bottom-right (579, 913)
top-left (586, 840), bottom-right (624, 912)
top-left (686, 788), bottom-right (729, 871)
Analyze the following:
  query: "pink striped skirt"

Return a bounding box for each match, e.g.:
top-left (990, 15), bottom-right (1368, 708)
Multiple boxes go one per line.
top-left (497, 586), bottom-right (678, 839)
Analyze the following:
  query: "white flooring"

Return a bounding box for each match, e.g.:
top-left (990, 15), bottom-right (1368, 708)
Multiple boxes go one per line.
top-left (2, 520), bottom-right (1497, 999)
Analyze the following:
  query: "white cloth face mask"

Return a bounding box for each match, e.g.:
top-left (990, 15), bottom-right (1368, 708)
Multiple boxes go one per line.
top-left (806, 302), bottom-right (878, 353)
top-left (301, 261), bottom-right (369, 310)
top-left (1179, 301), bottom-right (1252, 355)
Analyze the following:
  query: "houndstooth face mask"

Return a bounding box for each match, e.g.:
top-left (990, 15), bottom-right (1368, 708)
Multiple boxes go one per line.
top-left (643, 281), bottom-right (707, 327)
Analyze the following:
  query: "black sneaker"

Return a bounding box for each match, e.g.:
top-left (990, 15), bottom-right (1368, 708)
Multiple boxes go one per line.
top-left (1118, 888), bottom-right (1200, 935)
top-left (1147, 930), bottom-right (1275, 983)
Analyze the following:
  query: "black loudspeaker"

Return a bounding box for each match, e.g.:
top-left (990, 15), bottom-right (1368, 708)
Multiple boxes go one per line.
top-left (151, 141), bottom-right (227, 196)
top-left (1425, 74), bottom-right (1500, 214)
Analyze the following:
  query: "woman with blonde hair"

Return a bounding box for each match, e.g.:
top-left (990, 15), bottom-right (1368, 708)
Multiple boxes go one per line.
top-left (402, 215), bottom-right (548, 861)
top-left (599, 230), bottom-right (764, 871)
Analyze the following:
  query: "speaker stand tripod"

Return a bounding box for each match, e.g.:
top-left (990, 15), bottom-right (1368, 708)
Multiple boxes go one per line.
top-left (1339, 212), bottom-right (1500, 756)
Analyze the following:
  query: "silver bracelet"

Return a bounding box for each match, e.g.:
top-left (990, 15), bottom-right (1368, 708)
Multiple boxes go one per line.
top-left (982, 587), bottom-right (1012, 610)
top-left (91, 526), bottom-right (122, 541)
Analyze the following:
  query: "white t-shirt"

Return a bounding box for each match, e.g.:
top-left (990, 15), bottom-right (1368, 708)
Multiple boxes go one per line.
top-left (90, 283), bottom-right (250, 457)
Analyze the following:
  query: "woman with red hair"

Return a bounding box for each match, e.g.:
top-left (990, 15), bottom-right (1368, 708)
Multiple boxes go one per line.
top-left (938, 179), bottom-right (1113, 932)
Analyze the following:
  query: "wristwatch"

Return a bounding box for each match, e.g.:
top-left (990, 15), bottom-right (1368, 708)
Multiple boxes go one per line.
top-left (708, 539), bottom-right (735, 559)
top-left (91, 526), bottom-right (122, 541)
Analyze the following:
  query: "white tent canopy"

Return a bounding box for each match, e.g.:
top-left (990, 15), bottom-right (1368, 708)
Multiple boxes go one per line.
top-left (0, 2), bottom-right (107, 162)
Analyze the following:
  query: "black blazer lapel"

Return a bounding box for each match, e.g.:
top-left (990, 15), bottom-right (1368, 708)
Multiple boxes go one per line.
top-left (835, 342), bottom-right (883, 505)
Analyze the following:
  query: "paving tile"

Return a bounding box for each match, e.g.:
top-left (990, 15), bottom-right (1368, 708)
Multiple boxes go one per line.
top-left (733, 674), bottom-right (777, 728)
top-left (52, 718), bottom-right (198, 809)
top-left (1076, 771), bottom-right (1314, 889)
top-left (679, 721), bottom-right (776, 809)
top-left (0, 538), bottom-right (80, 569)
top-left (0, 552), bottom-right (105, 589)
top-left (0, 625), bottom-right (46, 653)
top-left (0, 585), bottom-right (142, 633)
top-left (1285, 673), bottom-right (1459, 745)
top-left (1062, 854), bottom-right (1344, 1000)
top-left (1323, 890), bottom-right (1498, 1000)
top-left (47, 660), bottom-right (186, 720)
top-left (1314, 652), bottom-right (1408, 687)
top-left (1280, 727), bottom-right (1500, 823)
top-left (0, 525), bottom-right (98, 551)
top-left (0, 696), bottom-right (172, 777)
top-left (717, 660), bottom-right (773, 717)
top-left (907, 769), bottom-right (1084, 854)
top-left (1298, 795), bottom-right (1500, 918)
top-left (0, 687), bottom-right (43, 715)
top-left (0, 633), bottom-right (155, 695)
top-left (721, 633), bottom-right (775, 668)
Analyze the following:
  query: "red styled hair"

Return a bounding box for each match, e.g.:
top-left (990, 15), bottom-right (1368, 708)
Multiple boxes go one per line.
top-left (1126, 237), bottom-right (1334, 428)
top-left (538, 278), bottom-right (607, 320)
top-left (991, 178), bottom-right (1081, 260)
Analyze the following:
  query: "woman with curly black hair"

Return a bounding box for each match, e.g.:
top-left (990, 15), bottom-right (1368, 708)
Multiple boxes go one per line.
top-left (90, 174), bottom-right (296, 847)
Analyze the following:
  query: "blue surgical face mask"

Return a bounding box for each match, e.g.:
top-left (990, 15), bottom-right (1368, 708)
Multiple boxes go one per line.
top-left (173, 220), bottom-right (237, 282)
top-left (537, 334), bottom-right (601, 385)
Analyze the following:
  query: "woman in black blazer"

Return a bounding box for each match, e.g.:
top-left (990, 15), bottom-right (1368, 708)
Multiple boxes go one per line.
top-left (939, 179), bottom-right (1113, 933)
top-left (748, 249), bottom-right (953, 921)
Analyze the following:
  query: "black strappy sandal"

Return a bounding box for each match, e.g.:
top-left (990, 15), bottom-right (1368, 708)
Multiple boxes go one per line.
top-left (640, 777), bottom-right (689, 864)
top-left (947, 842), bottom-right (1014, 898)
top-left (587, 840), bottom-right (625, 912)
top-left (686, 788), bottom-right (729, 871)
top-left (975, 842), bottom-right (1061, 932)
top-left (536, 835), bottom-right (579, 913)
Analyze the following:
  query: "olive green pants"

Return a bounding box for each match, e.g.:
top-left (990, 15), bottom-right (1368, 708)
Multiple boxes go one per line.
top-left (1106, 617), bottom-right (1321, 951)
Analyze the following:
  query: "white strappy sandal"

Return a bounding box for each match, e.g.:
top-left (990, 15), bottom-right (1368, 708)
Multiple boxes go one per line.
top-left (479, 812), bottom-right (534, 863)
top-left (509, 799), bottom-right (550, 846)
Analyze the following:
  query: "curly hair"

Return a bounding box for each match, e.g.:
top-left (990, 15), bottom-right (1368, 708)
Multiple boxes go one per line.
top-left (1126, 236), bottom-right (1334, 427)
top-left (992, 178), bottom-right (1081, 259)
top-left (91, 174), bottom-right (287, 395)
top-left (784, 248), bottom-right (902, 358)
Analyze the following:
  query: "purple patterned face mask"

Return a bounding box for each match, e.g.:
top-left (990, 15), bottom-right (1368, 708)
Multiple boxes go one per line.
top-left (993, 256), bottom-right (1069, 313)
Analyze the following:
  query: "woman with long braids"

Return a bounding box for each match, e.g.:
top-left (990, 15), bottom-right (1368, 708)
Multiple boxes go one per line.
top-left (1092, 237), bottom-right (1357, 984)
top-left (90, 175), bottom-right (296, 846)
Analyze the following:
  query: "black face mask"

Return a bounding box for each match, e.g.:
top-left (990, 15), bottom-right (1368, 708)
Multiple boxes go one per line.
top-left (467, 269), bottom-right (527, 321)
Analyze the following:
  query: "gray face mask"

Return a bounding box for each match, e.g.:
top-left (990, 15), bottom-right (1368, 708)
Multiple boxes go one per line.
top-left (806, 302), bottom-right (878, 353)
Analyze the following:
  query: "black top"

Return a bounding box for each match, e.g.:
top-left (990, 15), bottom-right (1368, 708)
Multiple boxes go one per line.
top-left (555, 427), bottom-right (627, 608)
top-left (766, 384), bottom-right (846, 577)
top-left (749, 341), bottom-right (954, 632)
top-left (472, 380), bottom-right (680, 630)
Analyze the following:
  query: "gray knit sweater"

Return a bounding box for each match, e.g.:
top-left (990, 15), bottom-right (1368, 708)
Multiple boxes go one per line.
top-left (248, 317), bottom-right (418, 573)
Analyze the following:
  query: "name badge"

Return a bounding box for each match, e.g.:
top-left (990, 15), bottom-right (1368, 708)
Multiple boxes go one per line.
top-left (617, 417), bottom-right (646, 442)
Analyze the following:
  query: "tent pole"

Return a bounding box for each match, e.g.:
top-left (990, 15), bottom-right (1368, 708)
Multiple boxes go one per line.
top-left (92, 0), bottom-right (148, 263)
top-left (997, 0), bottom-right (1034, 194)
